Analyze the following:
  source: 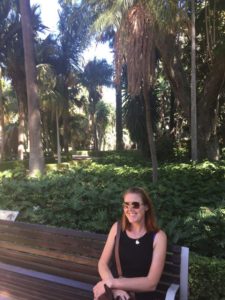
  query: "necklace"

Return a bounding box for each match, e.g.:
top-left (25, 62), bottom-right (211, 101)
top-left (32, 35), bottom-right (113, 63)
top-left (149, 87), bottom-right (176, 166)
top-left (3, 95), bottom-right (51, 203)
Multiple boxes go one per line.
top-left (135, 239), bottom-right (140, 245)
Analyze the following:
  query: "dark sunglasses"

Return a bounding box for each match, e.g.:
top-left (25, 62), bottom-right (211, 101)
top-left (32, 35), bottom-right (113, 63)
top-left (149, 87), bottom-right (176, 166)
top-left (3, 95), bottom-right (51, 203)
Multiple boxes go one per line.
top-left (122, 201), bottom-right (143, 209)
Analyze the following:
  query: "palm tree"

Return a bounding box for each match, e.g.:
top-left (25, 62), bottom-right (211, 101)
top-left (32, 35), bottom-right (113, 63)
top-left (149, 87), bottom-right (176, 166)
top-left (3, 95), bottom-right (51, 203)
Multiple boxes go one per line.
top-left (37, 63), bottom-right (64, 163)
top-left (84, 0), bottom-right (159, 181)
top-left (1, 1), bottom-right (45, 161)
top-left (81, 58), bottom-right (113, 150)
top-left (116, 78), bottom-right (123, 151)
top-left (0, 67), bottom-right (4, 161)
top-left (191, 0), bottom-right (197, 162)
top-left (56, 0), bottom-right (92, 154)
top-left (19, 0), bottom-right (44, 176)
top-left (95, 101), bottom-right (111, 150)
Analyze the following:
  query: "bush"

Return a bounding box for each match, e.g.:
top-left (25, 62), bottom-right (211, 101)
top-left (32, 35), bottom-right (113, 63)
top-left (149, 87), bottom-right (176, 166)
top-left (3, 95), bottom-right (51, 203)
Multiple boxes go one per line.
top-left (0, 153), bottom-right (225, 300)
top-left (189, 253), bottom-right (225, 300)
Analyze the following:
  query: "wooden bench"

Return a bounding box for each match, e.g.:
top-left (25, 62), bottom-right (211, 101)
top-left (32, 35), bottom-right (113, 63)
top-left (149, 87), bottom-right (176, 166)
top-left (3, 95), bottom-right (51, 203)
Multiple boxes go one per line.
top-left (0, 220), bottom-right (189, 300)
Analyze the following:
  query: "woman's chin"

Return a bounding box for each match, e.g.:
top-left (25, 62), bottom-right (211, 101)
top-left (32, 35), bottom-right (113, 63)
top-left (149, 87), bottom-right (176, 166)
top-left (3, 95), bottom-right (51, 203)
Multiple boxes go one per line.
top-left (127, 216), bottom-right (138, 223)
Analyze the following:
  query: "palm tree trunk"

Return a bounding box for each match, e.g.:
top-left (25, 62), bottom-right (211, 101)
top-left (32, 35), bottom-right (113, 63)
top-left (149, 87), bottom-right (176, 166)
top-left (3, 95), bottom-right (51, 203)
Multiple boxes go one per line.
top-left (191, 0), bottom-right (197, 161)
top-left (19, 0), bottom-right (44, 175)
top-left (63, 94), bottom-right (69, 155)
top-left (0, 67), bottom-right (4, 161)
top-left (116, 82), bottom-right (123, 150)
top-left (143, 86), bottom-right (158, 183)
top-left (56, 109), bottom-right (61, 164)
top-left (17, 90), bottom-right (26, 160)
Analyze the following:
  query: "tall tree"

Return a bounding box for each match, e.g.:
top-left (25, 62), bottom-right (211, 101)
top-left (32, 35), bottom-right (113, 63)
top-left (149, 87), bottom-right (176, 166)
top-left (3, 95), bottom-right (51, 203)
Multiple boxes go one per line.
top-left (114, 3), bottom-right (159, 182)
top-left (155, 0), bottom-right (225, 160)
top-left (83, 0), bottom-right (159, 181)
top-left (81, 58), bottom-right (113, 150)
top-left (19, 0), bottom-right (44, 175)
top-left (191, 0), bottom-right (197, 161)
top-left (37, 63), bottom-right (64, 163)
top-left (57, 0), bottom-right (91, 154)
top-left (0, 67), bottom-right (4, 161)
top-left (95, 101), bottom-right (111, 150)
top-left (115, 80), bottom-right (123, 150)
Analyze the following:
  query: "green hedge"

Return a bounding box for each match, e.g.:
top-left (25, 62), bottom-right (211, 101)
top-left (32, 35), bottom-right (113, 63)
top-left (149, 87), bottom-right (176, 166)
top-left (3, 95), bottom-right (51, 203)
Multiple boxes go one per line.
top-left (189, 253), bottom-right (225, 300)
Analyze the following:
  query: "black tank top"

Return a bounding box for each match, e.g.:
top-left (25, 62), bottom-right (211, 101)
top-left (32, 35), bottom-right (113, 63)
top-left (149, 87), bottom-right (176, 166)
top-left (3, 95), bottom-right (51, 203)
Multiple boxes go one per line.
top-left (119, 230), bottom-right (157, 300)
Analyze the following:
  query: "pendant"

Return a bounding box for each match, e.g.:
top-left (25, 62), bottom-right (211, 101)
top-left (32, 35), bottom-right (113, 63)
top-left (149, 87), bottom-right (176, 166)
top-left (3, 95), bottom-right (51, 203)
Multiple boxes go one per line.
top-left (135, 240), bottom-right (140, 245)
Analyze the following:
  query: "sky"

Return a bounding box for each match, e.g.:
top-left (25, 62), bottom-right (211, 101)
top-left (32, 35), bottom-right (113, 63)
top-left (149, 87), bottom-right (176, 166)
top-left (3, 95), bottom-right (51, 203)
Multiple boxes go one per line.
top-left (30, 0), bottom-right (115, 106)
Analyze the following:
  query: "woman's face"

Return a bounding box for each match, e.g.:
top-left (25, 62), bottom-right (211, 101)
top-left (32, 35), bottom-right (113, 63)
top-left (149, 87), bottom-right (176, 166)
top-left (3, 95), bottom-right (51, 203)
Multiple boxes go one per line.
top-left (123, 192), bottom-right (148, 224)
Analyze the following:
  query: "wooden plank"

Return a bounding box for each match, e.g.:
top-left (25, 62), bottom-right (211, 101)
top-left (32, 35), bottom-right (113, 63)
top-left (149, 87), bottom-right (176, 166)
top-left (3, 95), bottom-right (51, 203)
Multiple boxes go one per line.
top-left (0, 248), bottom-right (98, 274)
top-left (166, 253), bottom-right (181, 264)
top-left (0, 231), bottom-right (104, 256)
top-left (0, 241), bottom-right (98, 267)
top-left (164, 262), bottom-right (180, 274)
top-left (160, 273), bottom-right (180, 284)
top-left (0, 275), bottom-right (92, 300)
top-left (0, 247), bottom-right (98, 276)
top-left (0, 220), bottom-right (106, 240)
top-left (0, 229), bottom-right (104, 257)
top-left (0, 264), bottom-right (93, 300)
top-left (0, 250), bottom-right (99, 284)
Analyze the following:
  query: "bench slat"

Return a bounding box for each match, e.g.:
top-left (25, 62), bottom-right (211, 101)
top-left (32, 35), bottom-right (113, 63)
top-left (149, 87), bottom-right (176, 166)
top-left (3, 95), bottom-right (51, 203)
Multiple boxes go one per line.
top-left (0, 250), bottom-right (99, 284)
top-left (0, 241), bottom-right (98, 267)
top-left (0, 268), bottom-right (92, 300)
top-left (0, 231), bottom-right (103, 258)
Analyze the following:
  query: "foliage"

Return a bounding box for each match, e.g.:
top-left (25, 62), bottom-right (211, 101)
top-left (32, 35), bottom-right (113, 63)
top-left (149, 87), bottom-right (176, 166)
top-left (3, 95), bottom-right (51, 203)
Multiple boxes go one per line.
top-left (80, 58), bottom-right (113, 150)
top-left (0, 151), bottom-right (225, 299)
top-left (189, 253), bottom-right (225, 300)
top-left (95, 101), bottom-right (111, 150)
top-left (0, 151), bottom-right (225, 259)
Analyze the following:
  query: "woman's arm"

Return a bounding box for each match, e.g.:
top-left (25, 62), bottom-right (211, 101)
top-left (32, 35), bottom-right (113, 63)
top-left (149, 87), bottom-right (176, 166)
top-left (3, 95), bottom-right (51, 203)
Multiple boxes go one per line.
top-left (105, 230), bottom-right (167, 293)
top-left (98, 222), bottom-right (117, 280)
top-left (94, 223), bottom-right (131, 300)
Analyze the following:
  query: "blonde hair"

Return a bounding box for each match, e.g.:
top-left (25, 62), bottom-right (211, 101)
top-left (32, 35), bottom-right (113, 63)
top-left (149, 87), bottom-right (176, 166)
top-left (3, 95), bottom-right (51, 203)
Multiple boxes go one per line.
top-left (121, 187), bottom-right (159, 232)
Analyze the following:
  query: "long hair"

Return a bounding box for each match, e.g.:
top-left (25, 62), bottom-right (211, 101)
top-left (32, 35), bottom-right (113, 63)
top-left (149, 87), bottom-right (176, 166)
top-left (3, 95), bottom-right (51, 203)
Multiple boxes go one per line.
top-left (121, 187), bottom-right (159, 232)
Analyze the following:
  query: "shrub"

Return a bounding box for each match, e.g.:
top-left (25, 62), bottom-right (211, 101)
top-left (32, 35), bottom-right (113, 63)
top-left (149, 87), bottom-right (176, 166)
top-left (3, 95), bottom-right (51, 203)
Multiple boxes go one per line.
top-left (189, 253), bottom-right (225, 300)
top-left (0, 153), bottom-right (225, 300)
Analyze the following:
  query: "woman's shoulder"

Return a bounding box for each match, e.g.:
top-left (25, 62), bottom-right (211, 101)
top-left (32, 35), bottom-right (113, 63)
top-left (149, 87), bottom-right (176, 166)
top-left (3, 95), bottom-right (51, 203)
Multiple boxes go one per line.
top-left (153, 229), bottom-right (167, 245)
top-left (108, 221), bottom-right (119, 238)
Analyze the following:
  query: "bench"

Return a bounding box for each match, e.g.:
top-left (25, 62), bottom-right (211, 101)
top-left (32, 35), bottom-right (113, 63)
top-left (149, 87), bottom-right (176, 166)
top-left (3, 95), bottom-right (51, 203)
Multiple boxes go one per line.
top-left (0, 220), bottom-right (189, 300)
top-left (0, 210), bottom-right (19, 221)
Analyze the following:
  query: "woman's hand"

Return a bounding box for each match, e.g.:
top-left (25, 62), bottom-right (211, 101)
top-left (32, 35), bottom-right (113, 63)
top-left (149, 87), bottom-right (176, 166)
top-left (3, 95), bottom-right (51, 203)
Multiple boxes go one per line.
top-left (112, 289), bottom-right (131, 300)
top-left (93, 280), bottom-right (114, 299)
top-left (93, 281), bottom-right (106, 299)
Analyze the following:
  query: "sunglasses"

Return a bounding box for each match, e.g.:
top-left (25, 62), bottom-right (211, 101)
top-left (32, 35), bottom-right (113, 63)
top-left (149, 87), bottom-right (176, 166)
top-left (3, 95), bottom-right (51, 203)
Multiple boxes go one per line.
top-left (122, 202), bottom-right (143, 209)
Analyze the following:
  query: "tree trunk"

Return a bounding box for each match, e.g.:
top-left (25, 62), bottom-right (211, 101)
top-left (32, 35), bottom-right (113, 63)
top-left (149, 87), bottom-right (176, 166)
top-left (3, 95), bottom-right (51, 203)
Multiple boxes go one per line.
top-left (18, 98), bottom-right (26, 160)
top-left (156, 28), bottom-right (225, 161)
top-left (63, 98), bottom-right (69, 155)
top-left (56, 109), bottom-right (61, 164)
top-left (116, 83), bottom-right (123, 150)
top-left (19, 0), bottom-right (44, 176)
top-left (143, 86), bottom-right (158, 183)
top-left (15, 84), bottom-right (27, 161)
top-left (155, 31), bottom-right (190, 122)
top-left (191, 0), bottom-right (197, 161)
top-left (169, 90), bottom-right (176, 136)
top-left (0, 67), bottom-right (4, 161)
top-left (10, 74), bottom-right (27, 161)
top-left (197, 53), bottom-right (225, 160)
top-left (93, 121), bottom-right (98, 150)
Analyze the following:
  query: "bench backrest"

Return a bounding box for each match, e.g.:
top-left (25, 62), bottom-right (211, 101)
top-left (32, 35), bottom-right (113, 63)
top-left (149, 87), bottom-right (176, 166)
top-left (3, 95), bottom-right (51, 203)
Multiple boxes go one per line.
top-left (0, 220), bottom-right (188, 299)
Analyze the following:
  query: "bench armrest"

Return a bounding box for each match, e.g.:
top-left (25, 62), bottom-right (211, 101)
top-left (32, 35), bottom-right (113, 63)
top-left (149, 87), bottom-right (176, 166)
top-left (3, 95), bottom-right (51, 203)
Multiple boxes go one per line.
top-left (165, 284), bottom-right (180, 300)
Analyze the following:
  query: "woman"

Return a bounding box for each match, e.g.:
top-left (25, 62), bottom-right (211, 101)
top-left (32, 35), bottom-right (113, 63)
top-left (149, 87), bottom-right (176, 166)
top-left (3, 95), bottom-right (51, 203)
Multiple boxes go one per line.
top-left (93, 187), bottom-right (167, 300)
